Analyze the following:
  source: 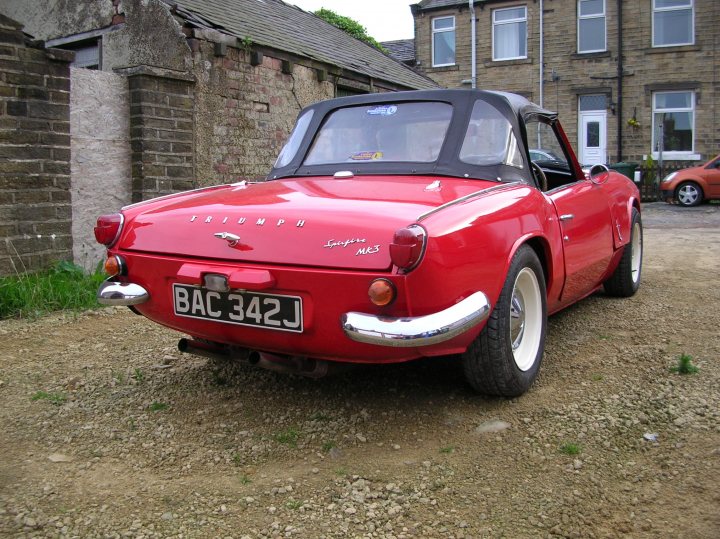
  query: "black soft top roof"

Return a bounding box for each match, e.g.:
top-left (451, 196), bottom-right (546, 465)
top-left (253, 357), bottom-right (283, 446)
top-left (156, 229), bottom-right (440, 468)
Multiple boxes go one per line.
top-left (268, 89), bottom-right (558, 183)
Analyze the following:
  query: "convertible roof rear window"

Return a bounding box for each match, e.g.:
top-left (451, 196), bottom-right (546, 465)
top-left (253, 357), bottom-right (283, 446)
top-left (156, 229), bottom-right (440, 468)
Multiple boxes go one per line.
top-left (304, 102), bottom-right (453, 165)
top-left (460, 99), bottom-right (523, 168)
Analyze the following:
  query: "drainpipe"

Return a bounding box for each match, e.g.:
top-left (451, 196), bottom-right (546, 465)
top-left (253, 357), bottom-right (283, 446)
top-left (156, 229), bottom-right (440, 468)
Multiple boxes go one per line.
top-left (616, 0), bottom-right (623, 162)
top-left (470, 0), bottom-right (476, 88)
top-left (539, 0), bottom-right (544, 108)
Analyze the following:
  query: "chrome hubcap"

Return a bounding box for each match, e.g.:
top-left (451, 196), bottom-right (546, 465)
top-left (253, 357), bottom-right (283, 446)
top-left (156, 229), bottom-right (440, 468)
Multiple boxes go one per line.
top-left (510, 290), bottom-right (526, 350)
top-left (678, 185), bottom-right (699, 205)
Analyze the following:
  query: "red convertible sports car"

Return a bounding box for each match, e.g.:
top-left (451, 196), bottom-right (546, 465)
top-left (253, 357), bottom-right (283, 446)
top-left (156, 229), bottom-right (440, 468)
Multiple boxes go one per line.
top-left (95, 90), bottom-right (643, 396)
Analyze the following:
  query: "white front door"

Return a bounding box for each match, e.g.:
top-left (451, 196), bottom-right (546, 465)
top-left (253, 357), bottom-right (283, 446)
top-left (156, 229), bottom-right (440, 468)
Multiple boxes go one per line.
top-left (579, 112), bottom-right (607, 165)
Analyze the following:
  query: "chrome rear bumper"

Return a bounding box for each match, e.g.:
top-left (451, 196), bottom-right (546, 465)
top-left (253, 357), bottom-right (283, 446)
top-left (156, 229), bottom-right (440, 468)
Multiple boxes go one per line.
top-left (97, 281), bottom-right (150, 306)
top-left (341, 291), bottom-right (491, 347)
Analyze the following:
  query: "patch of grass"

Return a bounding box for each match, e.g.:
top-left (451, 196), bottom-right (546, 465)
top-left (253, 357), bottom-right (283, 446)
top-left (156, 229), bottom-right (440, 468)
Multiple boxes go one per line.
top-left (334, 467), bottom-right (348, 477)
top-left (560, 442), bottom-right (581, 456)
top-left (670, 353), bottom-right (699, 375)
top-left (321, 440), bottom-right (336, 452)
top-left (238, 473), bottom-right (252, 485)
top-left (274, 427), bottom-right (300, 448)
top-left (0, 261), bottom-right (105, 319)
top-left (591, 373), bottom-right (604, 381)
top-left (148, 401), bottom-right (169, 412)
top-left (31, 390), bottom-right (67, 405)
top-left (128, 418), bottom-right (137, 431)
top-left (439, 445), bottom-right (455, 454)
top-left (132, 368), bottom-right (145, 383)
top-left (285, 499), bottom-right (302, 510)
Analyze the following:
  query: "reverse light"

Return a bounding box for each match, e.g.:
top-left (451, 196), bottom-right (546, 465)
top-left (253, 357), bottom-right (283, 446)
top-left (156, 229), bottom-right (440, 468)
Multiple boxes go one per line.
top-left (368, 278), bottom-right (396, 306)
top-left (389, 224), bottom-right (427, 271)
top-left (94, 213), bottom-right (124, 246)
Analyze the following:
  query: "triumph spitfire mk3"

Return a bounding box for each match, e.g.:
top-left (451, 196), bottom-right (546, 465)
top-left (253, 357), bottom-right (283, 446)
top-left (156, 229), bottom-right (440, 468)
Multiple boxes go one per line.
top-left (95, 90), bottom-right (643, 397)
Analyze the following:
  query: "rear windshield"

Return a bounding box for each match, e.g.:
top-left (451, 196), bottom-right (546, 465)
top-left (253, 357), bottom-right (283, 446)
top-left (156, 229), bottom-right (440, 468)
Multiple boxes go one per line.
top-left (304, 102), bottom-right (453, 165)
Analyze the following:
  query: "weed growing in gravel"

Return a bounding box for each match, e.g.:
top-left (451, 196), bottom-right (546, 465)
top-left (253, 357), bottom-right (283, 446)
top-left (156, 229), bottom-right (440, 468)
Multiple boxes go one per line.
top-left (334, 467), bottom-right (348, 477)
top-left (132, 368), bottom-right (145, 383)
top-left (286, 499), bottom-right (302, 510)
top-left (591, 374), bottom-right (604, 381)
top-left (439, 445), bottom-right (455, 454)
top-left (560, 442), bottom-right (581, 455)
top-left (321, 441), bottom-right (336, 452)
top-left (670, 353), bottom-right (699, 375)
top-left (128, 418), bottom-right (137, 431)
top-left (0, 261), bottom-right (105, 319)
top-left (238, 473), bottom-right (252, 485)
top-left (31, 390), bottom-right (67, 405)
top-left (148, 401), bottom-right (169, 412)
top-left (274, 427), bottom-right (300, 448)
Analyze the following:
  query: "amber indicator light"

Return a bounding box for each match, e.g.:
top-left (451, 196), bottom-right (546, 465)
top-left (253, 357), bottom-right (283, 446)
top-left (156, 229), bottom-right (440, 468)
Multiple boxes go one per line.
top-left (103, 256), bottom-right (121, 276)
top-left (368, 278), bottom-right (396, 306)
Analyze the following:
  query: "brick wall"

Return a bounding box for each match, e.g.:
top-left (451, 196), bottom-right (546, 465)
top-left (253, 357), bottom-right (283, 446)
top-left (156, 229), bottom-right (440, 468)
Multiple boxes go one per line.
top-left (0, 15), bottom-right (74, 276)
top-left (121, 66), bottom-right (195, 202)
top-left (191, 36), bottom-right (335, 186)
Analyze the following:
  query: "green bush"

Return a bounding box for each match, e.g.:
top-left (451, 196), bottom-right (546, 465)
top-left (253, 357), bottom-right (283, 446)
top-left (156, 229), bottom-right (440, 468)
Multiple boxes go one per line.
top-left (0, 261), bottom-right (106, 319)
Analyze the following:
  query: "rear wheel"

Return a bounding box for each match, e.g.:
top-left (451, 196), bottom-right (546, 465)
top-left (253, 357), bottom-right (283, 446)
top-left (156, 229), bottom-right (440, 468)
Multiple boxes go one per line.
top-left (604, 208), bottom-right (642, 297)
top-left (462, 245), bottom-right (547, 397)
top-left (675, 181), bottom-right (703, 207)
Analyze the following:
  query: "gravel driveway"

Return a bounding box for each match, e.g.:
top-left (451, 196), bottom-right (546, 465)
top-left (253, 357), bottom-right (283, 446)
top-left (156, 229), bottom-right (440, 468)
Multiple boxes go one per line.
top-left (1, 202), bottom-right (719, 538)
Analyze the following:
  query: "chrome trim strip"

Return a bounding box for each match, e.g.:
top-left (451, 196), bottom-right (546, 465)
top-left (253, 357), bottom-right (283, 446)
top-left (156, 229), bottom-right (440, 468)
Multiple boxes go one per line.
top-left (97, 280), bottom-right (150, 306)
top-left (417, 182), bottom-right (522, 221)
top-left (341, 291), bottom-right (491, 347)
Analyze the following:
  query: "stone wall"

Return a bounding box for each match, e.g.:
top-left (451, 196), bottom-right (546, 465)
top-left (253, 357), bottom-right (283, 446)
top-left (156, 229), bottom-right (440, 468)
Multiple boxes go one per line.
top-left (0, 15), bottom-right (74, 276)
top-left (70, 67), bottom-right (131, 271)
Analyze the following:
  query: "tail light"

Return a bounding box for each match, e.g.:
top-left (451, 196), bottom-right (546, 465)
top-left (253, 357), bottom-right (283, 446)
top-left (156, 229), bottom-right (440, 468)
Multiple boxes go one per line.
top-left (94, 213), bottom-right (124, 246)
top-left (389, 224), bottom-right (427, 271)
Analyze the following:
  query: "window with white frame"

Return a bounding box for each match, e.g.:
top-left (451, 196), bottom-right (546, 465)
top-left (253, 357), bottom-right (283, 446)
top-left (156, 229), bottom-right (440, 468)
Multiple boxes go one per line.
top-left (578, 0), bottom-right (606, 53)
top-left (432, 16), bottom-right (455, 67)
top-left (653, 0), bottom-right (693, 47)
top-left (652, 91), bottom-right (695, 156)
top-left (493, 6), bottom-right (527, 61)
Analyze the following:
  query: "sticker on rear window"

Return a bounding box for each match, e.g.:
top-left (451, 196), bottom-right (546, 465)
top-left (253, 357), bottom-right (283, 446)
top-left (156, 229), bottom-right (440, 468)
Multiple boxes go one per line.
top-left (366, 105), bottom-right (398, 116)
top-left (350, 151), bottom-right (384, 161)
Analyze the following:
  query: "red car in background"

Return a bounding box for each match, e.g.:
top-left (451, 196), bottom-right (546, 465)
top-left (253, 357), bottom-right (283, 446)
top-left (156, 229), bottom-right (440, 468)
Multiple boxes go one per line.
top-left (659, 155), bottom-right (720, 206)
top-left (95, 90), bottom-right (642, 397)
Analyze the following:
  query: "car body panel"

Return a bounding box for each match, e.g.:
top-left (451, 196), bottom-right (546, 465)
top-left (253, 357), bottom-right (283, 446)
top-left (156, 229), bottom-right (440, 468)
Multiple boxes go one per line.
top-left (97, 89), bottom-right (640, 372)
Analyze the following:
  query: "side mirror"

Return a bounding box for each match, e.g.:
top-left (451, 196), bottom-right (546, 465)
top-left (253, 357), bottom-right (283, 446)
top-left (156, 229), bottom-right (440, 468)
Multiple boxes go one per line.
top-left (589, 164), bottom-right (610, 184)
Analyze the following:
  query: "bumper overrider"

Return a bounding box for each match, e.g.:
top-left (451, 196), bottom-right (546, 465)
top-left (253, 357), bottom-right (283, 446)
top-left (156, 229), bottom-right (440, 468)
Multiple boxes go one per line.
top-left (98, 280), bottom-right (491, 348)
top-left (342, 291), bottom-right (491, 347)
top-left (98, 280), bottom-right (150, 306)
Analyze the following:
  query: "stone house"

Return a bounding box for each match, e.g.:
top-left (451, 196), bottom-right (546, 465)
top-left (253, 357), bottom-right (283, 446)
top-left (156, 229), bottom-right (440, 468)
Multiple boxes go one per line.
top-left (410, 0), bottom-right (719, 166)
top-left (0, 0), bottom-right (436, 275)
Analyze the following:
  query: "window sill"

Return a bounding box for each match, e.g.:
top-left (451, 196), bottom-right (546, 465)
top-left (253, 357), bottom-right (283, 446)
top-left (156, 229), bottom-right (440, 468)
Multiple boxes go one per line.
top-left (428, 65), bottom-right (459, 72)
top-left (571, 51), bottom-right (611, 60)
top-left (645, 44), bottom-right (700, 54)
top-left (484, 58), bottom-right (532, 68)
top-left (649, 152), bottom-right (701, 161)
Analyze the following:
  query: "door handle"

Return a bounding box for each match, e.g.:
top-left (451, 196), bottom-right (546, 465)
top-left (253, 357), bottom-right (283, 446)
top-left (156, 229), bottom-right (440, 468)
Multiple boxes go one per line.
top-left (559, 214), bottom-right (575, 221)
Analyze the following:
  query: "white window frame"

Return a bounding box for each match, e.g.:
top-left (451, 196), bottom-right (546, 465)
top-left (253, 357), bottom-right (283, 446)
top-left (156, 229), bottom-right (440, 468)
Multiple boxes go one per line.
top-left (652, 0), bottom-right (694, 48)
top-left (577, 0), bottom-right (606, 53)
top-left (431, 16), bottom-right (456, 67)
top-left (651, 90), bottom-right (700, 160)
top-left (492, 6), bottom-right (528, 61)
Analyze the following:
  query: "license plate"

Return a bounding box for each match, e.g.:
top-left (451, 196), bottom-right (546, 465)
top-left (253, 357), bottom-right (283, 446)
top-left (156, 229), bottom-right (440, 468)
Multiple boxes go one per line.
top-left (173, 284), bottom-right (303, 333)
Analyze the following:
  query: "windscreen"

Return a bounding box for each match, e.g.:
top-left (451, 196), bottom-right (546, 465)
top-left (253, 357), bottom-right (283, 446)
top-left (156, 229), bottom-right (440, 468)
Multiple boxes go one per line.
top-left (304, 102), bottom-right (453, 165)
